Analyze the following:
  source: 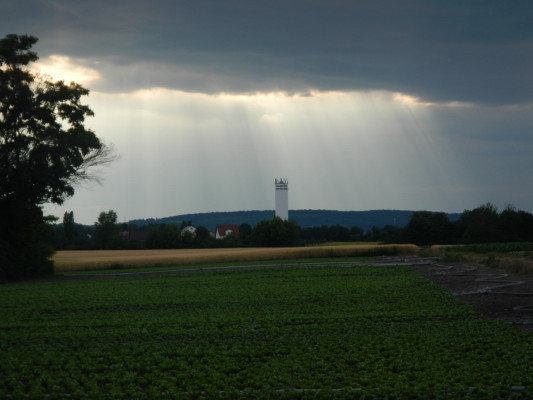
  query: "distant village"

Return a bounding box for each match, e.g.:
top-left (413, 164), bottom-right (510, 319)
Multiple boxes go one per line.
top-left (120, 179), bottom-right (289, 242)
top-left (120, 224), bottom-right (240, 242)
top-left (51, 178), bottom-right (533, 249)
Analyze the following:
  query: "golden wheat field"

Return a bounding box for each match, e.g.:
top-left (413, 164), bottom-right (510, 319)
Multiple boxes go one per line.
top-left (53, 244), bottom-right (419, 272)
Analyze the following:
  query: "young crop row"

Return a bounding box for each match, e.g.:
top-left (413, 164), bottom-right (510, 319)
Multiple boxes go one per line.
top-left (1, 265), bottom-right (532, 399)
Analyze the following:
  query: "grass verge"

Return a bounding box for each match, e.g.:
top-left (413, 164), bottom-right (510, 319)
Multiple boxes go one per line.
top-left (430, 243), bottom-right (533, 274)
top-left (59, 257), bottom-right (378, 276)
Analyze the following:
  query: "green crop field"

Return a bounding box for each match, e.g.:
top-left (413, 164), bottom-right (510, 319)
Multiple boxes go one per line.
top-left (1, 265), bottom-right (532, 399)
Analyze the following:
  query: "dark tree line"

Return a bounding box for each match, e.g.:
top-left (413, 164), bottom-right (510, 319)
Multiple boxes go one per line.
top-left (401, 203), bottom-right (533, 245)
top-left (48, 213), bottom-right (400, 250)
top-left (48, 203), bottom-right (533, 251)
top-left (300, 203), bottom-right (533, 246)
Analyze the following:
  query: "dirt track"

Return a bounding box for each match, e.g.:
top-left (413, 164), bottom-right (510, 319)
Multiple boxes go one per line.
top-left (411, 259), bottom-right (533, 333)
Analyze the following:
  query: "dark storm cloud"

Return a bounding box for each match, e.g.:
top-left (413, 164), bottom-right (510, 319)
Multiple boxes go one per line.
top-left (3, 0), bottom-right (533, 104)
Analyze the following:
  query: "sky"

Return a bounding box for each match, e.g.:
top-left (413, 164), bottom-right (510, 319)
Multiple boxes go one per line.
top-left (2, 0), bottom-right (533, 225)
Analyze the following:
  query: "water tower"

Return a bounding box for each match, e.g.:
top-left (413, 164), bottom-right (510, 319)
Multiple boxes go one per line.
top-left (275, 178), bottom-right (288, 220)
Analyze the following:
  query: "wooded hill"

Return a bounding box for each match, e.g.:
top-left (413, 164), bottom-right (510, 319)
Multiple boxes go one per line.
top-left (129, 210), bottom-right (462, 232)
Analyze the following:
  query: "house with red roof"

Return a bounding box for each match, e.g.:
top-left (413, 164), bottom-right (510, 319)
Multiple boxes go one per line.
top-left (215, 224), bottom-right (239, 239)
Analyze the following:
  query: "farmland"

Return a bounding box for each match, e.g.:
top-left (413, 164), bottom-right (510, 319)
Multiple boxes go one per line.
top-left (1, 264), bottom-right (532, 399)
top-left (53, 244), bottom-right (418, 272)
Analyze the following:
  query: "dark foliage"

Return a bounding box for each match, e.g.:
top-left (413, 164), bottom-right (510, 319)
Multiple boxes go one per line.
top-left (0, 202), bottom-right (54, 280)
top-left (401, 211), bottom-right (458, 246)
top-left (0, 34), bottom-right (115, 279)
top-left (458, 203), bottom-right (533, 244)
top-left (400, 203), bottom-right (533, 246)
top-left (250, 217), bottom-right (301, 247)
top-left (93, 210), bottom-right (124, 249)
top-left (49, 203), bottom-right (533, 250)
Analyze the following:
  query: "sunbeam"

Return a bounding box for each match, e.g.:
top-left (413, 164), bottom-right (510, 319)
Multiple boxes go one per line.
top-left (44, 88), bottom-right (484, 223)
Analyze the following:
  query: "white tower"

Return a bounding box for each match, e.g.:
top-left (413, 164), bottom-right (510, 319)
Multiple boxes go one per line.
top-left (275, 178), bottom-right (288, 220)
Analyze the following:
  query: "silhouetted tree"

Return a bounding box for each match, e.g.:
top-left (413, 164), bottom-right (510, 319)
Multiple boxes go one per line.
top-left (145, 224), bottom-right (181, 249)
top-left (93, 210), bottom-right (122, 249)
top-left (195, 226), bottom-right (210, 240)
top-left (0, 34), bottom-right (116, 279)
top-left (459, 203), bottom-right (500, 243)
top-left (402, 211), bottom-right (456, 245)
top-left (238, 223), bottom-right (252, 243)
top-left (251, 217), bottom-right (301, 247)
top-left (63, 211), bottom-right (75, 245)
top-left (301, 225), bottom-right (329, 242)
top-left (498, 204), bottom-right (533, 242)
top-left (327, 224), bottom-right (350, 241)
top-left (372, 224), bottom-right (404, 243)
top-left (350, 226), bottom-right (364, 241)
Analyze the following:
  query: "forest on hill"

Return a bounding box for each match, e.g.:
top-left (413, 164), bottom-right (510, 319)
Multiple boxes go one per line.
top-left (128, 209), bottom-right (462, 232)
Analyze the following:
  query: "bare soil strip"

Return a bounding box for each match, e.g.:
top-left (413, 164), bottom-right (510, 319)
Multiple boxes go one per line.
top-left (411, 259), bottom-right (533, 333)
